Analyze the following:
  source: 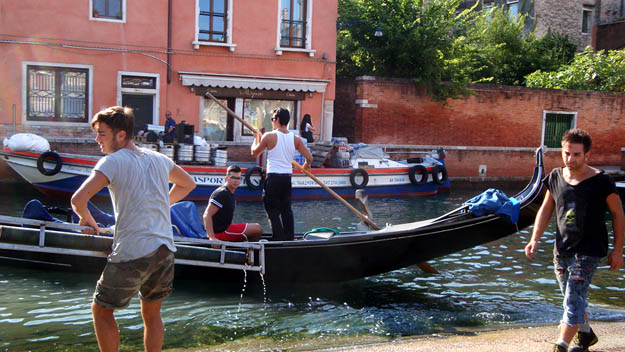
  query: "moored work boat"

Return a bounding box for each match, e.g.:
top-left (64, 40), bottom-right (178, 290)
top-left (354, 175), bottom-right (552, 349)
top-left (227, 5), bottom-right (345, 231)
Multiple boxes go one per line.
top-left (0, 148), bottom-right (545, 284)
top-left (0, 145), bottom-right (450, 201)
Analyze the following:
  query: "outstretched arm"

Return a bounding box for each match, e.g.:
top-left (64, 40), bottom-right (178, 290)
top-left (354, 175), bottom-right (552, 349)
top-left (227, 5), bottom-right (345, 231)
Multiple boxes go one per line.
top-left (169, 165), bottom-right (195, 204)
top-left (71, 171), bottom-right (109, 235)
top-left (606, 192), bottom-right (624, 270)
top-left (525, 190), bottom-right (555, 260)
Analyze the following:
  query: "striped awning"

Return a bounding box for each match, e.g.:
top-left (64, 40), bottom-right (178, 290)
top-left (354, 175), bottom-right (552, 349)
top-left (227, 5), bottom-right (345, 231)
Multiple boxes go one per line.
top-left (179, 73), bottom-right (328, 93)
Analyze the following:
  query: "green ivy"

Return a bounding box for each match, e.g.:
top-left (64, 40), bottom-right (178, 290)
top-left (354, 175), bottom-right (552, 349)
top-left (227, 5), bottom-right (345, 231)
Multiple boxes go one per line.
top-left (526, 47), bottom-right (625, 92)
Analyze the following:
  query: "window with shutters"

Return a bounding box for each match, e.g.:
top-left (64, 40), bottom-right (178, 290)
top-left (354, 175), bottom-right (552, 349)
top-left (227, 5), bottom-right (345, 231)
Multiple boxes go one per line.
top-left (542, 111), bottom-right (576, 148)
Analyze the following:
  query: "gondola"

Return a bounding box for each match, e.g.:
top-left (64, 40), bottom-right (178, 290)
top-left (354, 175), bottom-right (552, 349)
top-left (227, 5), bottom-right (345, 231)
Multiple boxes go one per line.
top-left (0, 148), bottom-right (545, 284)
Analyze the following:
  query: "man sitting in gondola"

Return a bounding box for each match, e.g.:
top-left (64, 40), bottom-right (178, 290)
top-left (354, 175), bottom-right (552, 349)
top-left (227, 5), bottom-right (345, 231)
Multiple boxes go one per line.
top-left (203, 165), bottom-right (263, 242)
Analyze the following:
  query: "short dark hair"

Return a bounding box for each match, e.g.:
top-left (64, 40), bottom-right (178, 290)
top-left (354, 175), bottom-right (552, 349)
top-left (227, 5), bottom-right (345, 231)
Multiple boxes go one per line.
top-left (561, 128), bottom-right (592, 153)
top-left (273, 108), bottom-right (290, 126)
top-left (226, 165), bottom-right (241, 175)
top-left (91, 106), bottom-right (135, 140)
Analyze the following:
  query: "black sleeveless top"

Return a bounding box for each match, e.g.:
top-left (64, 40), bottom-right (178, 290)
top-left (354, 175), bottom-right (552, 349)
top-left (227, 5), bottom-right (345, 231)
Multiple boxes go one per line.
top-left (546, 168), bottom-right (617, 257)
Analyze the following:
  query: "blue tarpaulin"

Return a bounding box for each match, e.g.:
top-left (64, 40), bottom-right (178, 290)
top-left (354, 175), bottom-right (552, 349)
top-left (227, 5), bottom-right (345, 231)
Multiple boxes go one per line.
top-left (463, 188), bottom-right (520, 224)
top-left (170, 201), bottom-right (207, 238)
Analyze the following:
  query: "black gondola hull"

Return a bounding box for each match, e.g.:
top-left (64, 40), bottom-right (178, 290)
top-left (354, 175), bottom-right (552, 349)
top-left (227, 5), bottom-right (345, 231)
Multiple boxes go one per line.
top-left (0, 149), bottom-right (546, 284)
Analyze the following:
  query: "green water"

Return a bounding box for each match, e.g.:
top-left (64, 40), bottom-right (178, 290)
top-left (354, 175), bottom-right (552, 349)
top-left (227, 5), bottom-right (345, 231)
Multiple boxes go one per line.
top-left (0, 179), bottom-right (624, 351)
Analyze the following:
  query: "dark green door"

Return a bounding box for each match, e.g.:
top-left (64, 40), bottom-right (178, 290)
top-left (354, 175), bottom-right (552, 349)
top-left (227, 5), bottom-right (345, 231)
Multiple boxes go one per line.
top-left (122, 94), bottom-right (153, 133)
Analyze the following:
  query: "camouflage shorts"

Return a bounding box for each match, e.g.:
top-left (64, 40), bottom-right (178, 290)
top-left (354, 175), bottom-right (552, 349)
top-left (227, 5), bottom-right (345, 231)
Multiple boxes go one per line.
top-left (93, 245), bottom-right (175, 309)
top-left (554, 255), bottom-right (600, 326)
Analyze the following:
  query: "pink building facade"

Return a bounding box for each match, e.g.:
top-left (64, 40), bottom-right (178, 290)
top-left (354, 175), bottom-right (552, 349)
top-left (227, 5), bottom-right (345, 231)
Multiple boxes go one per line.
top-left (0, 0), bottom-right (337, 152)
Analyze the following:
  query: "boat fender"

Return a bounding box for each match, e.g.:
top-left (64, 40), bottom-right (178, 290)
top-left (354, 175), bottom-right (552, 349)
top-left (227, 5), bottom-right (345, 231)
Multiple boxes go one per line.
top-left (245, 166), bottom-right (265, 191)
top-left (37, 150), bottom-right (63, 176)
top-left (431, 165), bottom-right (448, 185)
top-left (408, 165), bottom-right (428, 185)
top-left (349, 168), bottom-right (369, 189)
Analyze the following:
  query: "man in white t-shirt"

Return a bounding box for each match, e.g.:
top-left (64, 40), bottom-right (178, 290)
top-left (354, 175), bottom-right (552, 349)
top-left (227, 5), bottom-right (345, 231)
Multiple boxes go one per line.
top-left (71, 106), bottom-right (195, 352)
top-left (251, 108), bottom-right (312, 240)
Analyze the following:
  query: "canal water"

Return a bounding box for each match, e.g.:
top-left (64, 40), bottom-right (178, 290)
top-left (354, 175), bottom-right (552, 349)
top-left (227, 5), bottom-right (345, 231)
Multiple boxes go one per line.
top-left (1, 178), bottom-right (624, 351)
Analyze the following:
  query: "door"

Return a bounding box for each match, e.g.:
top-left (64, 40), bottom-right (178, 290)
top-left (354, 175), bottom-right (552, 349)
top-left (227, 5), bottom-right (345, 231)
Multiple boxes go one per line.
top-left (122, 94), bottom-right (154, 133)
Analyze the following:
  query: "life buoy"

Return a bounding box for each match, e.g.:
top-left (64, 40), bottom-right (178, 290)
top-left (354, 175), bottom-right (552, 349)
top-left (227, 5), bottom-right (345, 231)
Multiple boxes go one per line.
top-left (245, 166), bottom-right (265, 191)
top-left (349, 168), bottom-right (369, 189)
top-left (408, 165), bottom-right (428, 185)
top-left (37, 151), bottom-right (63, 176)
top-left (431, 165), bottom-right (448, 185)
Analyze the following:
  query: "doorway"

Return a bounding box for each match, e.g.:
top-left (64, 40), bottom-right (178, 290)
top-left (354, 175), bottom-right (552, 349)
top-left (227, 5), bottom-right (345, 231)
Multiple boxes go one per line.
top-left (122, 94), bottom-right (154, 133)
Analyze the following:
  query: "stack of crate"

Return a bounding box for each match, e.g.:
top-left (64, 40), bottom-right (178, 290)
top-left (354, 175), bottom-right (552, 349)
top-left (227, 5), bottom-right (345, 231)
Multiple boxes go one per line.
top-left (330, 137), bottom-right (350, 168)
top-left (309, 141), bottom-right (334, 168)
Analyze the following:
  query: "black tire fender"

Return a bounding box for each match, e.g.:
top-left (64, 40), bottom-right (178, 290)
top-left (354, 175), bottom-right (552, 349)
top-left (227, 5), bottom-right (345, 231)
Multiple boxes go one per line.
top-left (408, 165), bottom-right (428, 185)
top-left (37, 151), bottom-right (63, 176)
top-left (431, 165), bottom-right (448, 185)
top-left (245, 166), bottom-right (265, 191)
top-left (349, 168), bottom-right (369, 189)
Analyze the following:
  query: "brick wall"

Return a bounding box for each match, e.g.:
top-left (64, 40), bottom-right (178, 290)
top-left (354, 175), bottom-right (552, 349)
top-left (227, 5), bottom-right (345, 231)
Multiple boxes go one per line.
top-left (335, 76), bottom-right (625, 177)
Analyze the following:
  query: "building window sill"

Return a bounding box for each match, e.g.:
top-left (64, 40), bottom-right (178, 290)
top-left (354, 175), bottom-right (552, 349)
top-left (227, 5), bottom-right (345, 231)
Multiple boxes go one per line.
top-left (192, 41), bottom-right (236, 51)
top-left (274, 47), bottom-right (316, 57)
top-left (90, 16), bottom-right (125, 23)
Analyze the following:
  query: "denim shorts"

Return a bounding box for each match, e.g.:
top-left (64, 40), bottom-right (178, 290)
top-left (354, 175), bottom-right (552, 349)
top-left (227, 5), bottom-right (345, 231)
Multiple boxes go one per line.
top-left (93, 245), bottom-right (175, 309)
top-left (554, 255), bottom-right (600, 326)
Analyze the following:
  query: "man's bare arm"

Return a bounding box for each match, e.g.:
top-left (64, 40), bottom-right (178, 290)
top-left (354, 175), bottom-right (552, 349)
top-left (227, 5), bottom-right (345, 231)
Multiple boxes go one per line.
top-left (71, 171), bottom-right (109, 234)
top-left (169, 165), bottom-right (196, 204)
top-left (525, 190), bottom-right (555, 260)
top-left (606, 192), bottom-right (624, 270)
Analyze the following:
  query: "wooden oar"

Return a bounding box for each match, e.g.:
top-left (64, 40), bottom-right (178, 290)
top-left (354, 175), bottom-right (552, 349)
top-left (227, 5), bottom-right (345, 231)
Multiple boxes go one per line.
top-left (204, 91), bottom-right (438, 274)
top-left (204, 91), bottom-right (378, 229)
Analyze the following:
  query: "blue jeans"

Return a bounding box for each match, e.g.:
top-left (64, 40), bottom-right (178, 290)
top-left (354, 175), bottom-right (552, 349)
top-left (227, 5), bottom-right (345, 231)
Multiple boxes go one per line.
top-left (554, 255), bottom-right (600, 326)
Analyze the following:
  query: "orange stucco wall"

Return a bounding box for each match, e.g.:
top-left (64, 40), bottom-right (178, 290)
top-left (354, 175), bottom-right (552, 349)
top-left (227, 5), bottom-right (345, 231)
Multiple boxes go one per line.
top-left (0, 0), bottom-right (337, 139)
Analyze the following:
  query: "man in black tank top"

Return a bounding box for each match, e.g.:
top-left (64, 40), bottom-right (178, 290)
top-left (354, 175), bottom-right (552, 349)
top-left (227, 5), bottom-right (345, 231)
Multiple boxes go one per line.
top-left (525, 129), bottom-right (624, 352)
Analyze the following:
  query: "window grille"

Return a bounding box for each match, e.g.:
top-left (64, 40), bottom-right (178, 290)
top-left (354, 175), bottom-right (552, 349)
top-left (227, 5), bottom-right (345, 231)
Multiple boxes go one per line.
top-left (27, 66), bottom-right (89, 123)
top-left (543, 112), bottom-right (574, 148)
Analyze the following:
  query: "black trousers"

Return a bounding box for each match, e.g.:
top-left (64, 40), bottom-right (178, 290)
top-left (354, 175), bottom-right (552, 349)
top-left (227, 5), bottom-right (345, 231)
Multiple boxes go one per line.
top-left (263, 173), bottom-right (294, 241)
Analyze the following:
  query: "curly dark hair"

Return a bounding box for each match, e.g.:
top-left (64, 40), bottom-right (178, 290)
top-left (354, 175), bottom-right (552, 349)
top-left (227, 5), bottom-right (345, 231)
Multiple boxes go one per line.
top-left (561, 128), bottom-right (591, 153)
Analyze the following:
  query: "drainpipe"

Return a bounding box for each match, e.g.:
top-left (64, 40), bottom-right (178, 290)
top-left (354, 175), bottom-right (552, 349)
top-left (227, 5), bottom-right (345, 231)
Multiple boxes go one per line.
top-left (320, 91), bottom-right (326, 141)
top-left (12, 104), bottom-right (16, 133)
top-left (167, 0), bottom-right (172, 84)
top-left (621, 0), bottom-right (624, 18)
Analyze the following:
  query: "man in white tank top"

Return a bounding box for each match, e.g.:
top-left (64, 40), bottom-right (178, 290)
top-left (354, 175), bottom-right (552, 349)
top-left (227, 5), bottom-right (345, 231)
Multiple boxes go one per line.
top-left (251, 108), bottom-right (313, 240)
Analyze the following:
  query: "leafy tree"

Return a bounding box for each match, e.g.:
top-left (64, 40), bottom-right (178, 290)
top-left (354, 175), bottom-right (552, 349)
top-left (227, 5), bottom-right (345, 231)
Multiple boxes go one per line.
top-left (526, 47), bottom-right (625, 92)
top-left (458, 7), bottom-right (576, 86)
top-left (337, 0), bottom-right (577, 100)
top-left (337, 0), bottom-right (481, 100)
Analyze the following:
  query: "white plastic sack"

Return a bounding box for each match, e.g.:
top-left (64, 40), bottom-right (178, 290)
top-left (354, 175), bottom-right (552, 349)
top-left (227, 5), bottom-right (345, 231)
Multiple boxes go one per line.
top-left (193, 135), bottom-right (208, 147)
top-left (4, 133), bottom-right (51, 153)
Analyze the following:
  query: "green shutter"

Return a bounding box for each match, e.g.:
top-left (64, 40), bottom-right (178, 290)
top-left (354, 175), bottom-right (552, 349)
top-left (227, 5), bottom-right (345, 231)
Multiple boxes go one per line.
top-left (544, 113), bottom-right (574, 148)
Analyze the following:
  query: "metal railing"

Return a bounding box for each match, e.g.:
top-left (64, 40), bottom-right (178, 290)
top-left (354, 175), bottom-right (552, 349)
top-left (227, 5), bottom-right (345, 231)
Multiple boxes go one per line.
top-left (0, 215), bottom-right (265, 274)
